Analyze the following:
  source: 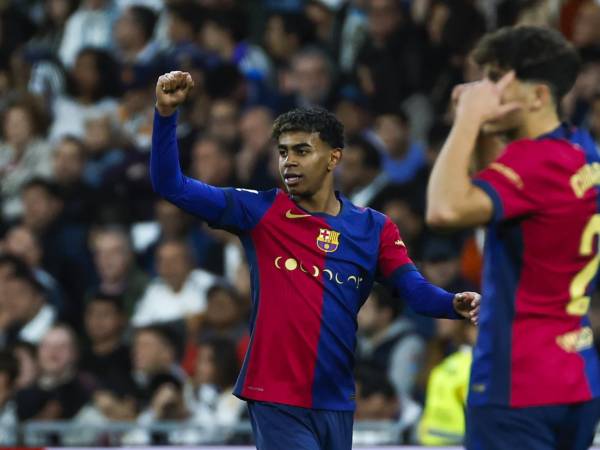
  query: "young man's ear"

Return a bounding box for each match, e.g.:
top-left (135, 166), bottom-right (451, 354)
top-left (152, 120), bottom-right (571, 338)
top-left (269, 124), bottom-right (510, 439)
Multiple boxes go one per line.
top-left (532, 84), bottom-right (553, 110)
top-left (328, 148), bottom-right (342, 171)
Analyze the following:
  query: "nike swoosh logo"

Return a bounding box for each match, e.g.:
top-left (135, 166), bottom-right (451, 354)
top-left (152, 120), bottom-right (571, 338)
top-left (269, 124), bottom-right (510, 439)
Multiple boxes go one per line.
top-left (285, 209), bottom-right (311, 219)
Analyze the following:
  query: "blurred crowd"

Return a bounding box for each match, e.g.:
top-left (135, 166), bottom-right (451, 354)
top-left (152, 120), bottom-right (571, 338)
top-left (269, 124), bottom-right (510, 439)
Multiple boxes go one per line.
top-left (1, 0), bottom-right (600, 446)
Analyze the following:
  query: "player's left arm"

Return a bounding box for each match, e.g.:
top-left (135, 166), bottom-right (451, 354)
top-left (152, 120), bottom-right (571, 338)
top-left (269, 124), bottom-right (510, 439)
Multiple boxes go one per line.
top-left (427, 72), bottom-right (522, 228)
top-left (378, 217), bottom-right (480, 322)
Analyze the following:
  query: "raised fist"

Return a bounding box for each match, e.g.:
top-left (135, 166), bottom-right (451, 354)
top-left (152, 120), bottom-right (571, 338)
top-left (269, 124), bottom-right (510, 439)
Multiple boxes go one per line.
top-left (155, 71), bottom-right (194, 116)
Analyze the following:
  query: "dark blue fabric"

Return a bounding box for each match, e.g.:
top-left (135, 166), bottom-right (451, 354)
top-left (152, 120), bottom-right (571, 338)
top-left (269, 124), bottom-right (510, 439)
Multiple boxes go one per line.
top-left (388, 267), bottom-right (462, 320)
top-left (247, 401), bottom-right (353, 450)
top-left (466, 398), bottom-right (600, 450)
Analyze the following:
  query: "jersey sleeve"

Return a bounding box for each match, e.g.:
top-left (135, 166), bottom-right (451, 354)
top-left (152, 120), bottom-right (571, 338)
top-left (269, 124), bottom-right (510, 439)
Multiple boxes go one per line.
top-left (472, 140), bottom-right (541, 222)
top-left (151, 109), bottom-right (275, 234)
top-left (211, 188), bottom-right (277, 233)
top-left (376, 216), bottom-right (416, 280)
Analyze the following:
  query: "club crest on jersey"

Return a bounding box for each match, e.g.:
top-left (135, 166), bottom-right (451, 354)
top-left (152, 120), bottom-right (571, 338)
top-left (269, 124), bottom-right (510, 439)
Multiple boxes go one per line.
top-left (316, 228), bottom-right (340, 253)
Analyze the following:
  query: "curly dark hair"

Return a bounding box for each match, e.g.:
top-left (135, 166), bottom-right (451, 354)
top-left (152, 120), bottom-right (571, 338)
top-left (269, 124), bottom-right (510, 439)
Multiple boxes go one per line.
top-left (471, 26), bottom-right (580, 105)
top-left (272, 107), bottom-right (344, 149)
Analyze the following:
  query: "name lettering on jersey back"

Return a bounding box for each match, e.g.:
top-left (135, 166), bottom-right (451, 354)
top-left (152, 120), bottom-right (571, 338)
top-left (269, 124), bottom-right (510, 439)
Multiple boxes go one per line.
top-left (273, 256), bottom-right (363, 288)
top-left (571, 163), bottom-right (600, 198)
top-left (489, 162), bottom-right (524, 189)
top-left (556, 326), bottom-right (594, 353)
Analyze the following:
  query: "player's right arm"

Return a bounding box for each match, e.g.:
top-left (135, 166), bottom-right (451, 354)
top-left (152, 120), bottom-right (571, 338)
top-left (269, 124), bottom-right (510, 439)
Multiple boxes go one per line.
top-left (151, 71), bottom-right (273, 232)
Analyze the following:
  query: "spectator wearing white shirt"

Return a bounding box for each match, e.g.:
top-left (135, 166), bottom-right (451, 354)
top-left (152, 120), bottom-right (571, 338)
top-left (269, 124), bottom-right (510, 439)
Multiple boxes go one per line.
top-left (132, 239), bottom-right (218, 329)
top-left (58, 0), bottom-right (118, 68)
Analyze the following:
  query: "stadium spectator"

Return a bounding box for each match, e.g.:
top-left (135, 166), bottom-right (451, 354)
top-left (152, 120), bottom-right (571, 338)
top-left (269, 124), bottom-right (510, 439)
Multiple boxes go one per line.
top-left (0, 96), bottom-right (52, 221)
top-left (288, 46), bottom-right (337, 109)
top-left (49, 48), bottom-right (121, 141)
top-left (89, 226), bottom-right (148, 316)
top-left (1, 263), bottom-right (56, 346)
top-left (338, 134), bottom-right (387, 207)
top-left (418, 322), bottom-right (476, 445)
top-left (138, 198), bottom-right (225, 275)
top-left (12, 341), bottom-right (39, 390)
top-left (15, 324), bottom-right (91, 421)
top-left (2, 224), bottom-right (65, 316)
top-left (132, 239), bottom-right (218, 329)
top-left (58, 0), bottom-right (117, 68)
top-left (0, 350), bottom-right (18, 446)
top-left (356, 283), bottom-right (425, 402)
top-left (50, 135), bottom-right (97, 224)
top-left (374, 110), bottom-right (426, 185)
top-left (27, 0), bottom-right (80, 55)
top-left (20, 178), bottom-right (93, 324)
top-left (187, 337), bottom-right (244, 443)
top-left (354, 366), bottom-right (422, 445)
top-left (191, 136), bottom-right (237, 187)
top-left (80, 293), bottom-right (134, 393)
top-left (131, 325), bottom-right (186, 402)
top-left (236, 106), bottom-right (277, 190)
top-left (114, 5), bottom-right (160, 65)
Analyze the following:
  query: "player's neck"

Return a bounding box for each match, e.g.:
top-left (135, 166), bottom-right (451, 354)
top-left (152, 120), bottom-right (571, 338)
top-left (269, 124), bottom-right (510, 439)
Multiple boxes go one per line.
top-left (295, 188), bottom-right (341, 216)
top-left (515, 110), bottom-right (561, 140)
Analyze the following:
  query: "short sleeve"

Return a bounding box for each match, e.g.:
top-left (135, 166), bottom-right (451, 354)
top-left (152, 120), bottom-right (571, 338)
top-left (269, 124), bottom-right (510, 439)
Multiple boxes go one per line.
top-left (210, 188), bottom-right (278, 233)
top-left (473, 140), bottom-right (541, 222)
top-left (377, 216), bottom-right (415, 280)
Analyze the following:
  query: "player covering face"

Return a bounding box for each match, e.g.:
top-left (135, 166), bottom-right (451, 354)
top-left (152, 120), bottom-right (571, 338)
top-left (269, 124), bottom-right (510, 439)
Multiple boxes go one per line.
top-left (427, 26), bottom-right (600, 450)
top-left (152, 71), bottom-right (479, 450)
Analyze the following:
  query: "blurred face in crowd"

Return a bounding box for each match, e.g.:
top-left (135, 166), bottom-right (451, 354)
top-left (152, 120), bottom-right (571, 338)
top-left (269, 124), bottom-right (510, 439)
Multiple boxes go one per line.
top-left (264, 15), bottom-right (295, 60)
top-left (191, 138), bottom-right (233, 186)
top-left (92, 231), bottom-right (132, 283)
top-left (3, 277), bottom-right (43, 324)
top-left (195, 344), bottom-right (216, 385)
top-left (572, 2), bottom-right (600, 48)
top-left (208, 100), bottom-right (239, 145)
top-left (22, 185), bottom-right (63, 232)
top-left (291, 53), bottom-right (332, 106)
top-left (115, 8), bottom-right (145, 51)
top-left (240, 107), bottom-right (273, 154)
top-left (201, 21), bottom-right (230, 53)
top-left (334, 100), bottom-right (369, 137)
top-left (338, 144), bottom-right (376, 194)
top-left (205, 288), bottom-right (240, 329)
top-left (357, 292), bottom-right (393, 336)
top-left (3, 106), bottom-right (34, 149)
top-left (355, 382), bottom-right (398, 420)
top-left (374, 114), bottom-right (409, 157)
top-left (156, 199), bottom-right (189, 238)
top-left (383, 199), bottom-right (422, 244)
top-left (590, 97), bottom-right (600, 139)
top-left (13, 344), bottom-right (39, 389)
top-left (422, 257), bottom-right (460, 288)
top-left (368, 0), bottom-right (402, 42)
top-left (38, 327), bottom-right (78, 378)
top-left (46, 0), bottom-right (74, 25)
top-left (132, 330), bottom-right (174, 373)
top-left (156, 241), bottom-right (193, 292)
top-left (73, 51), bottom-right (101, 97)
top-left (84, 116), bottom-right (113, 154)
top-left (4, 226), bottom-right (42, 268)
top-left (52, 138), bottom-right (86, 184)
top-left (85, 300), bottom-right (124, 344)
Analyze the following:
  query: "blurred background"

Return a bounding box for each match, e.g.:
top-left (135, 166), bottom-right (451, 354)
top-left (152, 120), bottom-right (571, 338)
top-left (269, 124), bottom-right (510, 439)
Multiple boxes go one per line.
top-left (0, 0), bottom-right (600, 446)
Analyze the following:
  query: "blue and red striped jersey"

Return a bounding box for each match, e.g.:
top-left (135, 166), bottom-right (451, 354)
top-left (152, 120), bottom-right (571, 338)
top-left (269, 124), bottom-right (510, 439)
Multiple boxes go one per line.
top-left (151, 110), bottom-right (461, 411)
top-left (472, 125), bottom-right (600, 408)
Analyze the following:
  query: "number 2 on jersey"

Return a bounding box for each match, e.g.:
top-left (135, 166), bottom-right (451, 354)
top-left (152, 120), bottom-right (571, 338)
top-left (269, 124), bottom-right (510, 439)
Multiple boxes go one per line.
top-left (568, 214), bottom-right (600, 316)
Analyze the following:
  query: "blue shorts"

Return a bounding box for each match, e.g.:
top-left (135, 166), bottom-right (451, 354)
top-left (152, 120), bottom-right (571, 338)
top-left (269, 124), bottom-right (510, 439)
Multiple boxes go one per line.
top-left (247, 401), bottom-right (353, 450)
top-left (466, 398), bottom-right (600, 450)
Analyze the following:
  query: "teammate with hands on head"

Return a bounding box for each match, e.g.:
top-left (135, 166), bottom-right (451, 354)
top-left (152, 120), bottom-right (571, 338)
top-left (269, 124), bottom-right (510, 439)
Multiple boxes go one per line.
top-left (152, 70), bottom-right (479, 450)
top-left (428, 26), bottom-right (600, 450)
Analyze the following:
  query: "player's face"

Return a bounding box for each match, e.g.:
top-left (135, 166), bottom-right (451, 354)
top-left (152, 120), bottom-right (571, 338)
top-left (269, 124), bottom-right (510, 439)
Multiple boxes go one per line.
top-left (277, 131), bottom-right (341, 198)
top-left (480, 65), bottom-right (527, 135)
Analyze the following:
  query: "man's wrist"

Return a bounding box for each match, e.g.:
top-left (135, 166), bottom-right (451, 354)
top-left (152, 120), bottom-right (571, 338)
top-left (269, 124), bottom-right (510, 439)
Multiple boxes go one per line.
top-left (156, 103), bottom-right (176, 117)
